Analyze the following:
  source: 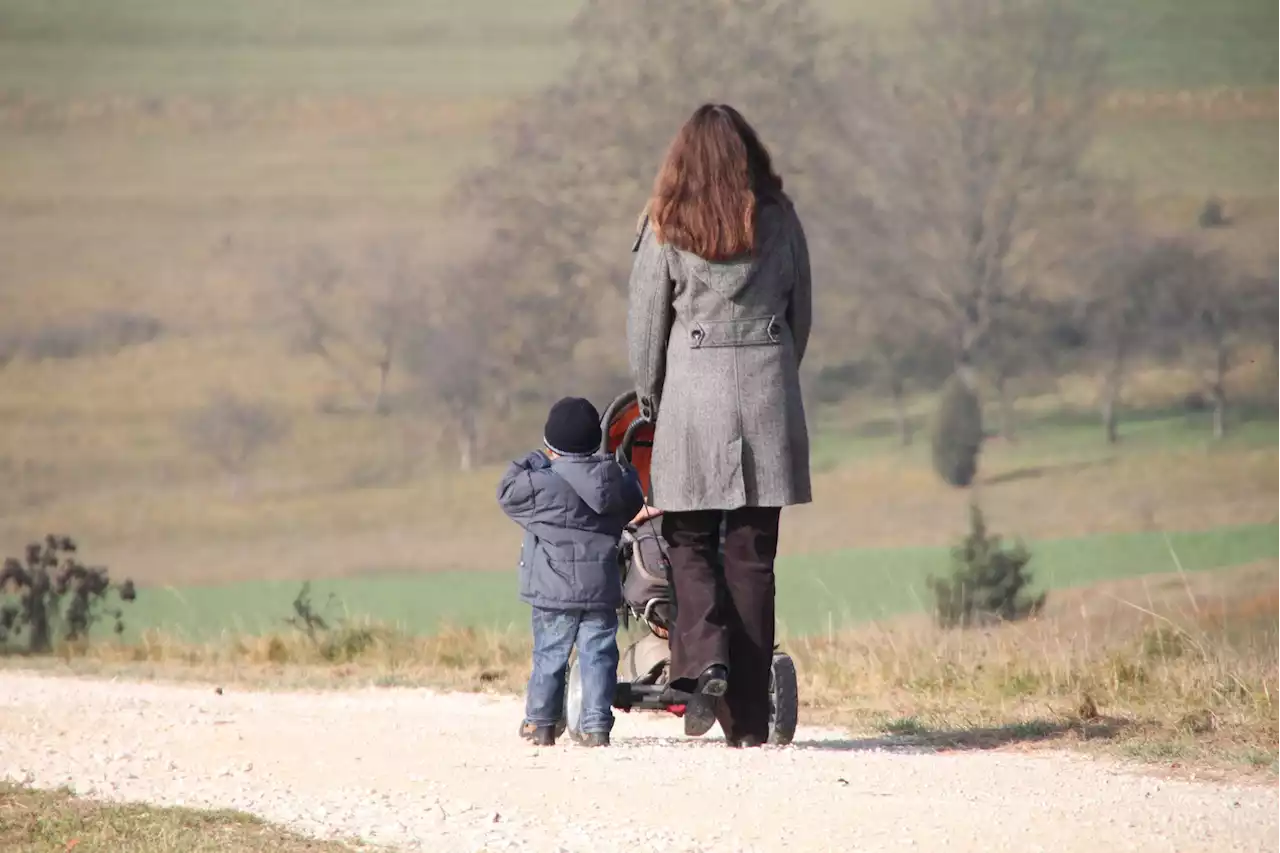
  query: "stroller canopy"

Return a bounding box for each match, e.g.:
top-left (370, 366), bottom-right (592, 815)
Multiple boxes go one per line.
top-left (602, 391), bottom-right (655, 499)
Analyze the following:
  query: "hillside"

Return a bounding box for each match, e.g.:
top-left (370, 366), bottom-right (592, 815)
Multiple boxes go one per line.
top-left (0, 0), bottom-right (1275, 585)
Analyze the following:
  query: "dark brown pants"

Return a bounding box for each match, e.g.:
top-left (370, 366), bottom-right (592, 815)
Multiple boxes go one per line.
top-left (662, 506), bottom-right (781, 742)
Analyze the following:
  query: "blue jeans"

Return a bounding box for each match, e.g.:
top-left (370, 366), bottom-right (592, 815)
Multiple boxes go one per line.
top-left (525, 607), bottom-right (619, 734)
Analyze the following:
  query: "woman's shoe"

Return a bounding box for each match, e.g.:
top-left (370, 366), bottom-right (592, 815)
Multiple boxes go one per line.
top-left (682, 664), bottom-right (729, 737)
top-left (575, 731), bottom-right (610, 747)
top-left (697, 664), bottom-right (729, 697)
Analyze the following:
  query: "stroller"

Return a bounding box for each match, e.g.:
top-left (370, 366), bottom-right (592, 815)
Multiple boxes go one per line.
top-left (558, 391), bottom-right (799, 745)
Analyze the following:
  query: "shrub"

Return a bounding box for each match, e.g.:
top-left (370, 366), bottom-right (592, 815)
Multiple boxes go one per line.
top-left (927, 503), bottom-right (1044, 628)
top-left (0, 331), bottom-right (20, 369)
top-left (1197, 196), bottom-right (1228, 229)
top-left (179, 391), bottom-right (290, 485)
top-left (283, 582), bottom-right (380, 663)
top-left (21, 311), bottom-right (164, 361)
top-left (930, 374), bottom-right (983, 487)
top-left (0, 535), bottom-right (136, 653)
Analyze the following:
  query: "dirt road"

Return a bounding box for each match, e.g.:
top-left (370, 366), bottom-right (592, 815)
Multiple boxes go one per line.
top-left (0, 672), bottom-right (1274, 852)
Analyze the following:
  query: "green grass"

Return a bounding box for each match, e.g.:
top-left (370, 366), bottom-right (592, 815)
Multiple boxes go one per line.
top-left (1091, 116), bottom-right (1278, 198)
top-left (810, 401), bottom-right (1279, 473)
top-left (0, 0), bottom-right (1273, 95)
top-left (1073, 0), bottom-right (1277, 89)
top-left (0, 783), bottom-right (359, 853)
top-left (110, 522), bottom-right (1277, 642)
top-left (0, 0), bottom-right (581, 96)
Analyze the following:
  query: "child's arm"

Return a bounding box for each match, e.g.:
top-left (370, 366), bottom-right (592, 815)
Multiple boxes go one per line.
top-left (496, 450), bottom-right (551, 528)
top-left (617, 461), bottom-right (648, 522)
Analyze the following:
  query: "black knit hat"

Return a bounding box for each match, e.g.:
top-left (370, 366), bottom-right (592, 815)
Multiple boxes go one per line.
top-left (543, 397), bottom-right (602, 457)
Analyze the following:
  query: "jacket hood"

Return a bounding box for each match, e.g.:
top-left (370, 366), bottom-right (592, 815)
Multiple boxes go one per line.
top-left (551, 454), bottom-right (636, 516)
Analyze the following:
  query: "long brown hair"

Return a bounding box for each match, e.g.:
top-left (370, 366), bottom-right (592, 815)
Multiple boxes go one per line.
top-left (648, 104), bottom-right (784, 261)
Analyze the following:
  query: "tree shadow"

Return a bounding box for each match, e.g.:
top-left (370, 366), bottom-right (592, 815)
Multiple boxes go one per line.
top-left (787, 717), bottom-right (1132, 753)
top-left (983, 457), bottom-right (1114, 487)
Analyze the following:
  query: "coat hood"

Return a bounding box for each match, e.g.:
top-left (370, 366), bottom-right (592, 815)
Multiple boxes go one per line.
top-left (677, 197), bottom-right (795, 300)
top-left (550, 454), bottom-right (637, 516)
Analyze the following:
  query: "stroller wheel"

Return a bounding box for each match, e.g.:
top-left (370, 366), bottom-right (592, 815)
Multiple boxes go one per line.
top-left (560, 658), bottom-right (584, 740)
top-left (768, 652), bottom-right (799, 746)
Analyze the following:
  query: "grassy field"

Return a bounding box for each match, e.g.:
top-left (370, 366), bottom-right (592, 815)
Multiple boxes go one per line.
top-left (110, 522), bottom-right (1277, 641)
top-left (0, 0), bottom-right (1275, 776)
top-left (0, 0), bottom-right (1274, 608)
top-left (0, 397), bottom-right (1274, 585)
top-left (0, 783), bottom-right (358, 853)
top-left (0, 0), bottom-right (1273, 94)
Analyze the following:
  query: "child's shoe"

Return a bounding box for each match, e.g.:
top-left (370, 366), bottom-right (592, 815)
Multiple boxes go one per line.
top-left (519, 721), bottom-right (557, 746)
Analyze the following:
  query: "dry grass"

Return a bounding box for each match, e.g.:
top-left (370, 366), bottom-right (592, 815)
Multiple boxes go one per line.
top-left (9, 563), bottom-right (1275, 779)
top-left (10, 622), bottom-right (536, 695)
top-left (790, 561), bottom-right (1279, 778)
top-left (0, 783), bottom-right (362, 853)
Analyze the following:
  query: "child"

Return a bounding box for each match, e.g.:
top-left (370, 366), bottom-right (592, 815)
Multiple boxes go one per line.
top-left (497, 396), bottom-right (646, 747)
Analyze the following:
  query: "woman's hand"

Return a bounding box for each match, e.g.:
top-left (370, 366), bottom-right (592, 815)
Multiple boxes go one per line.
top-left (630, 505), bottom-right (664, 526)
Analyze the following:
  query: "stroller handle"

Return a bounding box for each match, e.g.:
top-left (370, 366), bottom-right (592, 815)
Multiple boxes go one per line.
top-left (615, 412), bottom-right (652, 467)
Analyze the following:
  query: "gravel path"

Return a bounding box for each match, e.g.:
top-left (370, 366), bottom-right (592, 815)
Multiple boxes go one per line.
top-left (1, 672), bottom-right (1275, 853)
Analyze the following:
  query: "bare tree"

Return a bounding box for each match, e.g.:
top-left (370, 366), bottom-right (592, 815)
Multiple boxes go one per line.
top-left (281, 238), bottom-right (429, 415)
top-left (1261, 253), bottom-right (1279, 356)
top-left (179, 391), bottom-right (290, 493)
top-left (971, 295), bottom-right (1067, 442)
top-left (1165, 250), bottom-right (1276, 440)
top-left (849, 269), bottom-right (952, 446)
top-left (409, 0), bottom-right (865, 465)
top-left (399, 244), bottom-right (539, 471)
top-left (832, 0), bottom-right (1106, 383)
top-left (1076, 229), bottom-right (1196, 443)
top-left (401, 288), bottom-right (488, 472)
top-left (456, 0), bottom-right (843, 365)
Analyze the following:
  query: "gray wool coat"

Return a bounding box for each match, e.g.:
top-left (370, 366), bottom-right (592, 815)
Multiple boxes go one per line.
top-left (626, 197), bottom-right (813, 512)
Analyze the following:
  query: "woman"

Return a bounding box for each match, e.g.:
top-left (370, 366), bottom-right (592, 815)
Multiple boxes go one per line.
top-left (626, 103), bottom-right (812, 748)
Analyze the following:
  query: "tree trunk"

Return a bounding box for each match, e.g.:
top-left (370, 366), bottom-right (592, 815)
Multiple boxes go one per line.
top-left (374, 358), bottom-right (392, 416)
top-left (995, 374), bottom-right (1016, 441)
top-left (955, 360), bottom-right (980, 392)
top-left (1100, 347), bottom-right (1124, 445)
top-left (1101, 394), bottom-right (1118, 445)
top-left (1211, 344), bottom-right (1228, 441)
top-left (26, 592), bottom-right (52, 654)
top-left (456, 409), bottom-right (477, 471)
top-left (1268, 341), bottom-right (1279, 407)
top-left (890, 376), bottom-right (912, 446)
